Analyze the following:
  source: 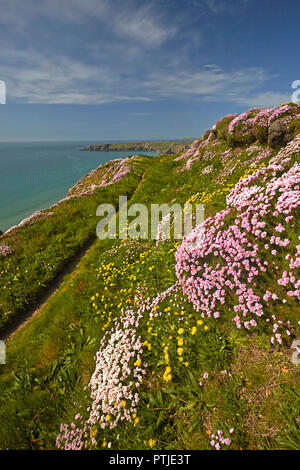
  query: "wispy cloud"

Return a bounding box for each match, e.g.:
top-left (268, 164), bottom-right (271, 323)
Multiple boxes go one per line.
top-left (0, 48), bottom-right (286, 106)
top-left (142, 66), bottom-right (274, 103)
top-left (0, 49), bottom-right (151, 104)
top-left (235, 91), bottom-right (292, 108)
top-left (0, 0), bottom-right (289, 108)
top-left (111, 4), bottom-right (178, 46)
top-left (0, 0), bottom-right (176, 46)
top-left (201, 0), bottom-right (252, 16)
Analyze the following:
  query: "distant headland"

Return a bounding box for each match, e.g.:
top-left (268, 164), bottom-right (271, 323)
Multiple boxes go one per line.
top-left (81, 140), bottom-right (194, 154)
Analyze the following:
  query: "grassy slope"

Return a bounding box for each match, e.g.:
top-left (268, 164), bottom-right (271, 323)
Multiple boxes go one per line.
top-left (0, 114), bottom-right (299, 450)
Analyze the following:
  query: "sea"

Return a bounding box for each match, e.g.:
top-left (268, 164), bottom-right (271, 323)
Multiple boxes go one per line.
top-left (0, 141), bottom-right (158, 233)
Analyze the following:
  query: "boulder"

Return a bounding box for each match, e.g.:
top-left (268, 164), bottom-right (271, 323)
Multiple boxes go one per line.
top-left (268, 116), bottom-right (294, 148)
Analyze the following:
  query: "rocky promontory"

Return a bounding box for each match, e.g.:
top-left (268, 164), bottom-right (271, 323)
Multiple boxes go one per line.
top-left (82, 140), bottom-right (193, 155)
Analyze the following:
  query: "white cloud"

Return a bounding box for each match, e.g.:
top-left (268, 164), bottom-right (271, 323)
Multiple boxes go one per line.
top-left (0, 0), bottom-right (176, 47)
top-left (111, 4), bottom-right (178, 46)
top-left (0, 48), bottom-right (151, 104)
top-left (142, 66), bottom-right (271, 100)
top-left (0, 0), bottom-right (108, 26)
top-left (235, 91), bottom-right (292, 108)
top-left (0, 48), bottom-right (288, 107)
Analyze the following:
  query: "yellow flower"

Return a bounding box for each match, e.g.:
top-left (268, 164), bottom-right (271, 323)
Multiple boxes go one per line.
top-left (197, 319), bottom-right (203, 325)
top-left (178, 328), bottom-right (184, 335)
top-left (204, 325), bottom-right (209, 331)
top-left (177, 337), bottom-right (183, 346)
top-left (191, 326), bottom-right (197, 335)
top-left (134, 359), bottom-right (142, 367)
top-left (106, 414), bottom-right (111, 422)
top-left (177, 347), bottom-right (184, 356)
top-left (148, 438), bottom-right (156, 448)
top-left (91, 428), bottom-right (98, 437)
top-left (134, 417), bottom-right (140, 425)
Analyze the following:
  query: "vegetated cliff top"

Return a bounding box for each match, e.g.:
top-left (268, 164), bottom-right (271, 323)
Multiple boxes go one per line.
top-left (0, 103), bottom-right (299, 450)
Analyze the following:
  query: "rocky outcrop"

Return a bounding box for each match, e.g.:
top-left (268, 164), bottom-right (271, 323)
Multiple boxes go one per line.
top-left (175, 103), bottom-right (300, 171)
top-left (268, 116), bottom-right (295, 148)
top-left (67, 155), bottom-right (135, 196)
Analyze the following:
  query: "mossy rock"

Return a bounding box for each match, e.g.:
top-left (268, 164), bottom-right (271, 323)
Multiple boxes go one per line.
top-left (229, 109), bottom-right (261, 146)
top-left (253, 124), bottom-right (268, 144)
top-left (269, 104), bottom-right (300, 127)
top-left (252, 110), bottom-right (272, 144)
top-left (215, 114), bottom-right (238, 142)
top-left (268, 116), bottom-right (295, 148)
top-left (279, 101), bottom-right (299, 108)
top-left (290, 117), bottom-right (300, 136)
top-left (229, 125), bottom-right (256, 146)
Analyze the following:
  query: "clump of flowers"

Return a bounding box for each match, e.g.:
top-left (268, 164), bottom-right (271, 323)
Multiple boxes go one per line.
top-left (56, 305), bottom-right (147, 450)
top-left (210, 428), bottom-right (234, 450)
top-left (175, 139), bottom-right (201, 161)
top-left (252, 108), bottom-right (273, 142)
top-left (56, 420), bottom-right (89, 450)
top-left (88, 308), bottom-right (146, 430)
top-left (268, 103), bottom-right (300, 127)
top-left (0, 243), bottom-right (13, 257)
top-left (228, 109), bottom-right (259, 143)
top-left (176, 146), bottom-right (300, 342)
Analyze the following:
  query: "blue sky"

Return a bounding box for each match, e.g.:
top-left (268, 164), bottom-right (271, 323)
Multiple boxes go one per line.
top-left (0, 0), bottom-right (299, 141)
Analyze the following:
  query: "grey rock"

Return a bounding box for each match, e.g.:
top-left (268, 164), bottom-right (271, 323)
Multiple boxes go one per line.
top-left (268, 116), bottom-right (294, 148)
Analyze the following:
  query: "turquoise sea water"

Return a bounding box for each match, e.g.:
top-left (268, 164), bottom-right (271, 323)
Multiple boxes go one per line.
top-left (0, 141), bottom-right (157, 233)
